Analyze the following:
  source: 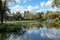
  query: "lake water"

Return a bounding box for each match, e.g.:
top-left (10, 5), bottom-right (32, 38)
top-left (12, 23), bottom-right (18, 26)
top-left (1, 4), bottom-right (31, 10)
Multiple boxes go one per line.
top-left (0, 22), bottom-right (60, 40)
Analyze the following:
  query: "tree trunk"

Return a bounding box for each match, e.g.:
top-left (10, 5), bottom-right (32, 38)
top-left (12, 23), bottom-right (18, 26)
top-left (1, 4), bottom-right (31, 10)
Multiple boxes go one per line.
top-left (0, 0), bottom-right (4, 24)
top-left (1, 13), bottom-right (4, 24)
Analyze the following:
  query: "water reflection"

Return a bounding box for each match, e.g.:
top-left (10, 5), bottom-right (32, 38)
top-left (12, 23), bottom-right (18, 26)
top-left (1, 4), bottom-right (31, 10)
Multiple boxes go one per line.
top-left (23, 22), bottom-right (43, 29)
top-left (21, 26), bottom-right (60, 40)
top-left (0, 22), bottom-right (60, 40)
top-left (46, 22), bottom-right (60, 28)
top-left (0, 29), bottom-right (26, 40)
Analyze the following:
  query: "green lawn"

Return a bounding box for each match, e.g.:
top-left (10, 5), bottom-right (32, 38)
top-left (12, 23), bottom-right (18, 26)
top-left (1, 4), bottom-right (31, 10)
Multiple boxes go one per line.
top-left (5, 20), bottom-right (37, 24)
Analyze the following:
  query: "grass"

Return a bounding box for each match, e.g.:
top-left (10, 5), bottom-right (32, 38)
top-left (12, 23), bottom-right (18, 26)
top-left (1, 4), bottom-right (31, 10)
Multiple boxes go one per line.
top-left (4, 20), bottom-right (37, 24)
top-left (12, 20), bottom-right (36, 22)
top-left (0, 23), bottom-right (22, 32)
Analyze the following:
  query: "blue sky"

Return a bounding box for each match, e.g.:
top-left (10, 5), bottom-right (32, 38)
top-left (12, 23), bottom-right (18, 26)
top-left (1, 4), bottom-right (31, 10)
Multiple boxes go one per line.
top-left (8, 0), bottom-right (59, 14)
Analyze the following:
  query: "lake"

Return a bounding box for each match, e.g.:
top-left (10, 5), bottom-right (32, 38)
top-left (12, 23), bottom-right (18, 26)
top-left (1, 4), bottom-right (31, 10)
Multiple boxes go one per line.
top-left (0, 22), bottom-right (60, 40)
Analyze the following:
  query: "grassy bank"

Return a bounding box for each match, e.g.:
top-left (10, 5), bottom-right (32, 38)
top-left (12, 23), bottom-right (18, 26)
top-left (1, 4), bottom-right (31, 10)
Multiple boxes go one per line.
top-left (4, 20), bottom-right (37, 24)
top-left (0, 23), bottom-right (22, 32)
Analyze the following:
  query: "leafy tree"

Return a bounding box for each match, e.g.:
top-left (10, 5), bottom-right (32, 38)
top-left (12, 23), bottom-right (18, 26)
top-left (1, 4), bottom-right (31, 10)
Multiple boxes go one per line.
top-left (55, 11), bottom-right (60, 20)
top-left (52, 0), bottom-right (60, 7)
top-left (24, 11), bottom-right (33, 20)
top-left (14, 12), bottom-right (22, 20)
top-left (35, 12), bottom-right (42, 19)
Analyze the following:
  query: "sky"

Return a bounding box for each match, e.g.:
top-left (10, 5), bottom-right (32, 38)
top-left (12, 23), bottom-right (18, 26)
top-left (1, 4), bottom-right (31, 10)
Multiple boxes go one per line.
top-left (8, 0), bottom-right (60, 14)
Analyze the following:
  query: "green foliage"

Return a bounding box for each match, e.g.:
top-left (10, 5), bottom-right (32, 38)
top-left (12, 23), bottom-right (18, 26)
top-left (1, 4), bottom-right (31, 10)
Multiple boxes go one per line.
top-left (11, 12), bottom-right (22, 20)
top-left (24, 11), bottom-right (43, 21)
top-left (24, 11), bottom-right (34, 20)
top-left (45, 11), bottom-right (53, 16)
top-left (35, 12), bottom-right (41, 19)
top-left (52, 0), bottom-right (60, 7)
top-left (45, 11), bottom-right (60, 24)
top-left (0, 24), bottom-right (22, 32)
top-left (15, 12), bottom-right (22, 17)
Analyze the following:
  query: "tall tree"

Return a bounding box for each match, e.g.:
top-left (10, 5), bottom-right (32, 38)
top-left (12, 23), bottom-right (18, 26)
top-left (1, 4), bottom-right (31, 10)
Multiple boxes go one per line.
top-left (0, 0), bottom-right (2, 23)
top-left (0, 0), bottom-right (10, 23)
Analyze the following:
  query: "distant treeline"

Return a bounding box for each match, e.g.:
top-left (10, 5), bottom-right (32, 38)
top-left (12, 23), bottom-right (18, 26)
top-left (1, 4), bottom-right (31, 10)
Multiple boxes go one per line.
top-left (0, 11), bottom-right (60, 22)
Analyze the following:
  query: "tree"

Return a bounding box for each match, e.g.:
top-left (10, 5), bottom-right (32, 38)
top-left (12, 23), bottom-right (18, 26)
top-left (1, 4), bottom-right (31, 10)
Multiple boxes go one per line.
top-left (14, 12), bottom-right (22, 20)
top-left (24, 11), bottom-right (33, 20)
top-left (0, 0), bottom-right (10, 23)
top-left (0, 0), bottom-right (16, 23)
top-left (45, 11), bottom-right (53, 20)
top-left (35, 12), bottom-right (42, 19)
top-left (0, 0), bottom-right (2, 23)
top-left (55, 11), bottom-right (60, 20)
top-left (52, 0), bottom-right (60, 7)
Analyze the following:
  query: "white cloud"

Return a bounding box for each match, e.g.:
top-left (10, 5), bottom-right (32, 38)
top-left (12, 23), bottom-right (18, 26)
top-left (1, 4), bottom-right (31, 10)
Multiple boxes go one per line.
top-left (40, 0), bottom-right (53, 7)
top-left (21, 0), bottom-right (32, 3)
top-left (45, 0), bottom-right (52, 6)
top-left (36, 9), bottom-right (47, 13)
top-left (27, 5), bottom-right (32, 11)
top-left (10, 5), bottom-right (26, 13)
top-left (3, 0), bottom-right (21, 6)
top-left (40, 1), bottom-right (53, 12)
top-left (10, 0), bottom-right (20, 2)
top-left (39, 0), bottom-right (59, 13)
top-left (27, 5), bottom-right (39, 13)
top-left (10, 0), bottom-right (60, 15)
top-left (48, 7), bottom-right (59, 12)
top-left (10, 5), bottom-right (40, 14)
top-left (7, 0), bottom-right (32, 6)
top-left (40, 2), bottom-right (45, 7)
top-left (10, 5), bottom-right (20, 13)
